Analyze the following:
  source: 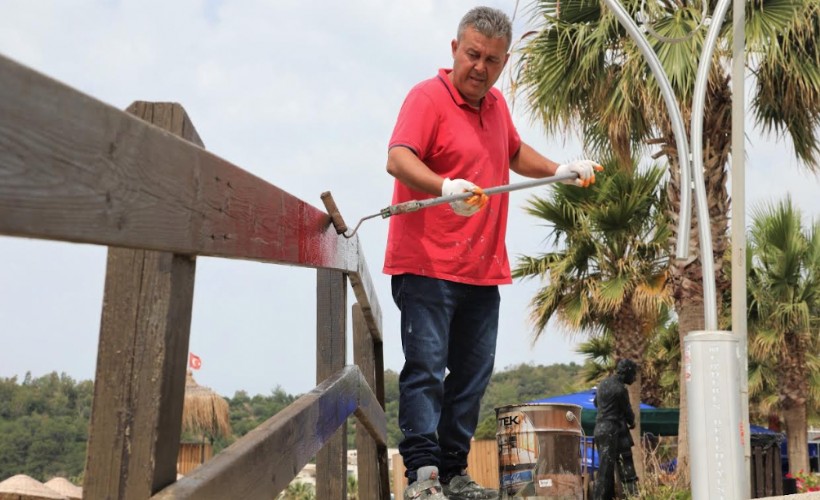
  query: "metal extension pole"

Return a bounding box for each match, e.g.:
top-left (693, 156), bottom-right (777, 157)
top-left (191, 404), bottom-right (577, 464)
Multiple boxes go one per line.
top-left (379, 172), bottom-right (578, 218)
top-left (324, 172), bottom-right (579, 239)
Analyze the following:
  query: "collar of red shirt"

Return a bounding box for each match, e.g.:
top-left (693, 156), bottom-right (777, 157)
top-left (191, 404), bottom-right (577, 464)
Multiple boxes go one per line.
top-left (436, 68), bottom-right (498, 111)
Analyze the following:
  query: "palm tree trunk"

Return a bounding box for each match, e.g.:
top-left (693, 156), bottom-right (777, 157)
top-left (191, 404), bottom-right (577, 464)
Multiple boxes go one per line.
top-left (782, 404), bottom-right (809, 475)
top-left (626, 376), bottom-right (645, 481)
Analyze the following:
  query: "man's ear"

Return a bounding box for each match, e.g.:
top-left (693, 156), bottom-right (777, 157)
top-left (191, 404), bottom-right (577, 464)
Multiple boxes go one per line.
top-left (451, 38), bottom-right (458, 57)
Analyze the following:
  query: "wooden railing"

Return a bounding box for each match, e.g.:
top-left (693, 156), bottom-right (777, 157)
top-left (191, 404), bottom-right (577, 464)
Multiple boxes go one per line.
top-left (0, 54), bottom-right (389, 499)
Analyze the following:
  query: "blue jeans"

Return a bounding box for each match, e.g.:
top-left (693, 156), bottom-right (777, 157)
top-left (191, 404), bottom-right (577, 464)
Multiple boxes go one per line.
top-left (391, 274), bottom-right (500, 482)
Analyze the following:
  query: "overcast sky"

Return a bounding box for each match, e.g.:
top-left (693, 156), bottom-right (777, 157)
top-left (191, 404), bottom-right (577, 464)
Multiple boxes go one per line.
top-left (1, 0), bottom-right (818, 398)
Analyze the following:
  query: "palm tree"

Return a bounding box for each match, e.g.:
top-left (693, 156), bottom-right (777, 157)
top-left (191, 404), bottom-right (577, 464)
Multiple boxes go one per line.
top-left (514, 161), bottom-right (672, 472)
top-left (513, 0), bottom-right (820, 481)
top-left (277, 481), bottom-right (315, 500)
top-left (747, 196), bottom-right (820, 474)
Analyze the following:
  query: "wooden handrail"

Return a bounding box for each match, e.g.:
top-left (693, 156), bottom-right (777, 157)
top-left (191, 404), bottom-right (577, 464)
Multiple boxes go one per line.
top-left (151, 366), bottom-right (385, 499)
top-left (0, 53), bottom-right (389, 499)
top-left (0, 54), bottom-right (383, 336)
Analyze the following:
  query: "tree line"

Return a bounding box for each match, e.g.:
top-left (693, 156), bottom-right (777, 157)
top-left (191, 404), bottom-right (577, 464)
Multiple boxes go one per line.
top-left (0, 362), bottom-right (585, 482)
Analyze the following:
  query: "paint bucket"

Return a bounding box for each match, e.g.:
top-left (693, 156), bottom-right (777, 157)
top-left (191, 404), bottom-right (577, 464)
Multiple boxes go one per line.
top-left (496, 403), bottom-right (584, 499)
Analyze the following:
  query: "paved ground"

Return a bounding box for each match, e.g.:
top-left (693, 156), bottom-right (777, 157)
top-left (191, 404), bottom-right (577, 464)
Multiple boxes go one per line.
top-left (761, 492), bottom-right (820, 499)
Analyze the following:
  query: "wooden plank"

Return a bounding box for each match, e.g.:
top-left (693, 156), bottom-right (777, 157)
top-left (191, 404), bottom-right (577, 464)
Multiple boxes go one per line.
top-left (127, 101), bottom-right (204, 147)
top-left (767, 445), bottom-right (779, 496)
top-left (152, 366), bottom-right (368, 500)
top-left (316, 269), bottom-right (347, 499)
top-left (348, 238), bottom-right (383, 342)
top-left (84, 249), bottom-right (196, 497)
top-left (0, 54), bottom-right (357, 272)
top-left (177, 443), bottom-right (213, 475)
top-left (83, 102), bottom-right (200, 498)
top-left (772, 444), bottom-right (783, 495)
top-left (373, 339), bottom-right (386, 413)
top-left (466, 440), bottom-right (499, 489)
top-left (393, 453), bottom-right (407, 495)
top-left (351, 382), bottom-right (387, 447)
top-left (753, 446), bottom-right (764, 497)
top-left (0, 57), bottom-right (386, 343)
top-left (352, 303), bottom-right (389, 499)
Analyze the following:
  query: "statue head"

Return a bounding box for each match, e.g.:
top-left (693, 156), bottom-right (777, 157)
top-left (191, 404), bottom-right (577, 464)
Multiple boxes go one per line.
top-left (616, 358), bottom-right (638, 385)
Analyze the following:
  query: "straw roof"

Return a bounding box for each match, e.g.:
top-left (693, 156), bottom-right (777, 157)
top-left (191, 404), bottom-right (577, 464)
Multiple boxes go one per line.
top-left (182, 371), bottom-right (231, 438)
top-left (0, 475), bottom-right (68, 500)
top-left (42, 479), bottom-right (81, 500)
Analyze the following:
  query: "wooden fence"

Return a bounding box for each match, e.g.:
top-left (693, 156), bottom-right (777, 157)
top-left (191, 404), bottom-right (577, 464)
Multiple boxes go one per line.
top-left (392, 440), bottom-right (501, 493)
top-left (177, 443), bottom-right (213, 476)
top-left (751, 443), bottom-right (784, 498)
top-left (0, 53), bottom-right (389, 499)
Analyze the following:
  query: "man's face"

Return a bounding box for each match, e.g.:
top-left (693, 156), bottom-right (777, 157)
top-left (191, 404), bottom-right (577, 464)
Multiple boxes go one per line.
top-left (449, 26), bottom-right (509, 107)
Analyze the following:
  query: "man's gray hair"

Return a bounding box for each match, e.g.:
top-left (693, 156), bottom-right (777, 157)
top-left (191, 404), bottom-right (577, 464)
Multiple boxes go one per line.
top-left (457, 7), bottom-right (513, 50)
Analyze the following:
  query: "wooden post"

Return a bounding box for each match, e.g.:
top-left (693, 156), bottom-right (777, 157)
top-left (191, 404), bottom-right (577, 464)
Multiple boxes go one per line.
top-left (316, 269), bottom-right (347, 499)
top-left (353, 303), bottom-right (391, 498)
top-left (84, 102), bottom-right (201, 498)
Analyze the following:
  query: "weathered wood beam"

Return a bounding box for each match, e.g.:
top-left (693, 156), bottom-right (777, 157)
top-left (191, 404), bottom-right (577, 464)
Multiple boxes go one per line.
top-left (348, 238), bottom-right (383, 342)
top-left (0, 54), bottom-right (356, 272)
top-left (151, 366), bottom-right (384, 499)
top-left (0, 54), bottom-right (385, 344)
top-left (83, 102), bottom-right (200, 498)
top-left (316, 269), bottom-right (348, 499)
top-left (84, 250), bottom-right (196, 498)
top-left (353, 303), bottom-right (390, 499)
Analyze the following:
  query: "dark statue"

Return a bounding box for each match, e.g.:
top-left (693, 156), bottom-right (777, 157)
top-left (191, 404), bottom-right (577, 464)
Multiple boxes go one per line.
top-left (593, 359), bottom-right (639, 499)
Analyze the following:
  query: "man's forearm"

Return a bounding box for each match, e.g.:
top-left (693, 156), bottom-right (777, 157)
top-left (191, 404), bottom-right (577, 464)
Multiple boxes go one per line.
top-left (510, 142), bottom-right (560, 178)
top-left (386, 146), bottom-right (443, 195)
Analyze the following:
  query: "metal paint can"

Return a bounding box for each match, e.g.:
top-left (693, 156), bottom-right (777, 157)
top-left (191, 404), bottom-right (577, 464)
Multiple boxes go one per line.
top-left (496, 403), bottom-right (584, 499)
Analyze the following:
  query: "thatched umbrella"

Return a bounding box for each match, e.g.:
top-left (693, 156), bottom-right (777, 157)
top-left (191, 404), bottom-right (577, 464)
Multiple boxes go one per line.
top-left (182, 370), bottom-right (231, 439)
top-left (0, 475), bottom-right (68, 500)
top-left (180, 371), bottom-right (231, 470)
top-left (42, 479), bottom-right (81, 500)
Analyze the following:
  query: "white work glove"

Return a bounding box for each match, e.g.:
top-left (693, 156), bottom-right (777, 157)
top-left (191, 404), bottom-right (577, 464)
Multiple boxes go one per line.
top-left (554, 160), bottom-right (603, 187)
top-left (441, 177), bottom-right (488, 216)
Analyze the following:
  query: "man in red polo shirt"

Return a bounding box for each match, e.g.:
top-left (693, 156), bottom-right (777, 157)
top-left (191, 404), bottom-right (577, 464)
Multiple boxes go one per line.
top-left (385, 6), bottom-right (600, 500)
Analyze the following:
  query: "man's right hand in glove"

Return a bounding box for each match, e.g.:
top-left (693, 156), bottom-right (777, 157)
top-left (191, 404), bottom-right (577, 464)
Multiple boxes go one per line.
top-left (555, 160), bottom-right (603, 187)
top-left (441, 177), bottom-right (488, 216)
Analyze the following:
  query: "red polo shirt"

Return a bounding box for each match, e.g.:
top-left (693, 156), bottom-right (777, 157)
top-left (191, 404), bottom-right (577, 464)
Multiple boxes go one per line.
top-left (383, 68), bottom-right (521, 285)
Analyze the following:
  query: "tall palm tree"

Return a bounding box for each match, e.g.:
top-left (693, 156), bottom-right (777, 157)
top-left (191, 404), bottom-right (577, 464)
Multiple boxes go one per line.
top-left (514, 161), bottom-right (672, 472)
top-left (513, 0), bottom-right (820, 480)
top-left (747, 197), bottom-right (820, 474)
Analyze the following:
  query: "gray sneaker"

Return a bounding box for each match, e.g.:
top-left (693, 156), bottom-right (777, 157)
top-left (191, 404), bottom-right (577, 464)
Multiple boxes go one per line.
top-left (404, 466), bottom-right (448, 500)
top-left (442, 473), bottom-right (498, 499)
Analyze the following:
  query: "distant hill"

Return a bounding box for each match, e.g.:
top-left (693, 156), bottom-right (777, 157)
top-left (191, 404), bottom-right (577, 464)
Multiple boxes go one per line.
top-left (0, 362), bottom-right (586, 480)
